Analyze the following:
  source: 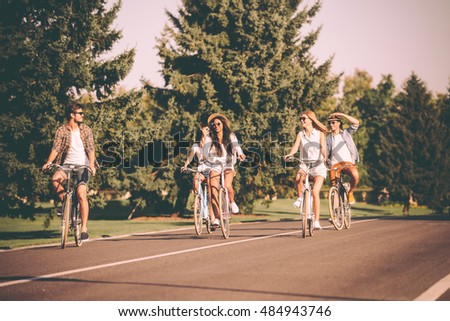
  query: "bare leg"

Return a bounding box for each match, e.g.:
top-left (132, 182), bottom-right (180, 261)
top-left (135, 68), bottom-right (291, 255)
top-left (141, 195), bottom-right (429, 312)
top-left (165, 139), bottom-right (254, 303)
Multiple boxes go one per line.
top-left (208, 170), bottom-right (221, 221)
top-left (312, 176), bottom-right (324, 221)
top-left (77, 184), bottom-right (89, 233)
top-left (52, 171), bottom-right (66, 201)
top-left (295, 171), bottom-right (306, 198)
top-left (224, 169), bottom-right (235, 203)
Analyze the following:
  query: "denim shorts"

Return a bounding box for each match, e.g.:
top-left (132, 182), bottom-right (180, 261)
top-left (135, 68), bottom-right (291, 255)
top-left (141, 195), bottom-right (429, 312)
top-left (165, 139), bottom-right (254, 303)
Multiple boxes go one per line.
top-left (58, 167), bottom-right (91, 188)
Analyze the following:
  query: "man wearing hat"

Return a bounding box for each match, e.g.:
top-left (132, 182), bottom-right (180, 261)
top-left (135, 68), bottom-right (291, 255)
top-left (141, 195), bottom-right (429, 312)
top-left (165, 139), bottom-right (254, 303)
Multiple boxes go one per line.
top-left (326, 112), bottom-right (360, 204)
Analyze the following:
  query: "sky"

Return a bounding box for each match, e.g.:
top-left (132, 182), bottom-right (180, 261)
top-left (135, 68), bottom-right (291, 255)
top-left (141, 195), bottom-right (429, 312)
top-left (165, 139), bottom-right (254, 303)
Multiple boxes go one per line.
top-left (107, 0), bottom-right (450, 94)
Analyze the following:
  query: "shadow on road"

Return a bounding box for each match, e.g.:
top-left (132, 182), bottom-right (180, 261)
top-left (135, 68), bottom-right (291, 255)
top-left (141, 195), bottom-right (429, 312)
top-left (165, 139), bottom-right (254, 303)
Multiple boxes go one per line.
top-left (0, 275), bottom-right (378, 301)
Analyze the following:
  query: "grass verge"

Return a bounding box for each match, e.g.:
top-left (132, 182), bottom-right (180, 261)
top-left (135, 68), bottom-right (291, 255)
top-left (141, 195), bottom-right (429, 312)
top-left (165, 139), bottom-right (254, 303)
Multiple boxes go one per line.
top-left (0, 199), bottom-right (440, 250)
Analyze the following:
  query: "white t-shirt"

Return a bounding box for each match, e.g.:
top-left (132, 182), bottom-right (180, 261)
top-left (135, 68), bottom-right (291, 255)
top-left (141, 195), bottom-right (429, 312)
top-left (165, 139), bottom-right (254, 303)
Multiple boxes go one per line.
top-left (64, 129), bottom-right (89, 166)
top-left (331, 132), bottom-right (353, 164)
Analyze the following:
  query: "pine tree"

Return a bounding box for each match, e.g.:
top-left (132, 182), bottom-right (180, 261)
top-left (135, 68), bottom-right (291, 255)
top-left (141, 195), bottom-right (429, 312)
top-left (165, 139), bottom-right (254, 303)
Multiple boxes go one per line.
top-left (356, 74), bottom-right (396, 190)
top-left (155, 0), bottom-right (339, 213)
top-left (374, 74), bottom-right (446, 210)
top-left (0, 0), bottom-right (135, 218)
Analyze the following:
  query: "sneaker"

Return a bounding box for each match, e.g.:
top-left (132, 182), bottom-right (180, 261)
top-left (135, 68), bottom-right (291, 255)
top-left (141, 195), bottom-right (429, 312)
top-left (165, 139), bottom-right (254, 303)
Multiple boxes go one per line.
top-left (212, 218), bottom-right (220, 227)
top-left (231, 202), bottom-right (239, 214)
top-left (348, 192), bottom-right (356, 205)
top-left (292, 197), bottom-right (303, 208)
top-left (314, 221), bottom-right (322, 230)
top-left (56, 209), bottom-right (62, 217)
top-left (80, 232), bottom-right (90, 241)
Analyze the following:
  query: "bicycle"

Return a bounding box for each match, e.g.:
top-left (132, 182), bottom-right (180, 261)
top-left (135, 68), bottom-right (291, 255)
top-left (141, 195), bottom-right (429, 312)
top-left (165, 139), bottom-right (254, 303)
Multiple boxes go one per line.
top-left (286, 157), bottom-right (316, 238)
top-left (45, 164), bottom-right (90, 249)
top-left (327, 164), bottom-right (352, 230)
top-left (208, 164), bottom-right (232, 239)
top-left (183, 167), bottom-right (212, 235)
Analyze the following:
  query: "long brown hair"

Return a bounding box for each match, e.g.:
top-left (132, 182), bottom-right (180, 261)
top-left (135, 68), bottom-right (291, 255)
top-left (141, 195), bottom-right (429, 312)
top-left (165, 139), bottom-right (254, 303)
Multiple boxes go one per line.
top-left (209, 115), bottom-right (233, 157)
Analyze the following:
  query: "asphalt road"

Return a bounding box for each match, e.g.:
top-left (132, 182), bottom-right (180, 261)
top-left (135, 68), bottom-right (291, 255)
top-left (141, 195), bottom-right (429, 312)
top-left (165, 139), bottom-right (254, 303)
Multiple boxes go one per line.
top-left (1, 217), bottom-right (449, 301)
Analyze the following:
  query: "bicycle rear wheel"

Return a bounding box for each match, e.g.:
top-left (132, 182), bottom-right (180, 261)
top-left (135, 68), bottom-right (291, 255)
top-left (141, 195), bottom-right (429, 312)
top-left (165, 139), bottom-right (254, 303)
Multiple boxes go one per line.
top-left (61, 195), bottom-right (70, 249)
top-left (218, 188), bottom-right (230, 239)
top-left (343, 192), bottom-right (351, 229)
top-left (73, 201), bottom-right (82, 247)
top-left (328, 186), bottom-right (344, 230)
top-left (193, 194), bottom-right (203, 235)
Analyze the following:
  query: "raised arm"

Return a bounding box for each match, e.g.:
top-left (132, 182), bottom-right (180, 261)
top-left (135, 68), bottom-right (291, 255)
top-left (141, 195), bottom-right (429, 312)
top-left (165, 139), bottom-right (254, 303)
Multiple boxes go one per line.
top-left (332, 112), bottom-right (359, 127)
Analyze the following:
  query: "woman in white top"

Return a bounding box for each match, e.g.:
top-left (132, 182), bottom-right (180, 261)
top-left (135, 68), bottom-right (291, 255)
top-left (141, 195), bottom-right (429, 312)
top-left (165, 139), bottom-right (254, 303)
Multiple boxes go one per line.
top-left (284, 110), bottom-right (327, 230)
top-left (204, 113), bottom-right (245, 226)
top-left (181, 124), bottom-right (210, 193)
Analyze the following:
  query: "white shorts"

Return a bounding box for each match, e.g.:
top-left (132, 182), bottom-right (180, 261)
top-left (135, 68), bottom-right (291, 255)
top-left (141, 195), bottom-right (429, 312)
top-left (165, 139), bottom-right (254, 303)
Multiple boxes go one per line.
top-left (197, 163), bottom-right (209, 173)
top-left (205, 162), bottom-right (233, 174)
top-left (299, 162), bottom-right (326, 179)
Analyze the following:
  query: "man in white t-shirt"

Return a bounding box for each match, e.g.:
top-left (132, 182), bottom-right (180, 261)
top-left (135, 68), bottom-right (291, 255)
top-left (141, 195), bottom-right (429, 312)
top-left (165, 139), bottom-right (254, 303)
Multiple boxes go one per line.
top-left (326, 112), bottom-right (360, 204)
top-left (42, 103), bottom-right (97, 241)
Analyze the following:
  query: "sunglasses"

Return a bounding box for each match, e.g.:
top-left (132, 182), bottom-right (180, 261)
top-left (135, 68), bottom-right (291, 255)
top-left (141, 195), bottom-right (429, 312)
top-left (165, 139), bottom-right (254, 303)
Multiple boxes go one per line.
top-left (73, 112), bottom-right (84, 116)
top-left (211, 122), bottom-right (222, 127)
top-left (300, 117), bottom-right (309, 122)
top-left (328, 121), bottom-right (339, 125)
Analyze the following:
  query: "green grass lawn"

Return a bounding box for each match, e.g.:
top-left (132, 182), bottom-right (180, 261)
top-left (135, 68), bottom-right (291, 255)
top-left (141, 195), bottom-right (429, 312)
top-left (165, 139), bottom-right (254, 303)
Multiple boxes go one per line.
top-left (0, 198), bottom-right (439, 250)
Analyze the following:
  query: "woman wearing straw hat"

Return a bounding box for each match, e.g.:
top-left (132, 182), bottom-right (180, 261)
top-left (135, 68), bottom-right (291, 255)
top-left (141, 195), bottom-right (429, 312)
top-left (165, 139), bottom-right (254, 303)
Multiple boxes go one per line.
top-left (203, 113), bottom-right (245, 227)
top-left (284, 110), bottom-right (327, 230)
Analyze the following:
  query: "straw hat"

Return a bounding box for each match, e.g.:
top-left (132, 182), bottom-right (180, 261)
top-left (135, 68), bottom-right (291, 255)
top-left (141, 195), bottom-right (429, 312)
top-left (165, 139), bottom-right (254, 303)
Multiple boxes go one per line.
top-left (302, 110), bottom-right (327, 132)
top-left (207, 113), bottom-right (230, 128)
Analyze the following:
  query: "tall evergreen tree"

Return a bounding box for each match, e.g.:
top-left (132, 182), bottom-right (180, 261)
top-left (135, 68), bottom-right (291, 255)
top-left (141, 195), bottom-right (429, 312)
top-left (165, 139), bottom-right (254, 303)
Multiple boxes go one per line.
top-left (434, 85), bottom-right (450, 213)
top-left (0, 0), bottom-right (135, 218)
top-left (155, 0), bottom-right (339, 213)
top-left (355, 74), bottom-right (396, 189)
top-left (374, 74), bottom-right (447, 211)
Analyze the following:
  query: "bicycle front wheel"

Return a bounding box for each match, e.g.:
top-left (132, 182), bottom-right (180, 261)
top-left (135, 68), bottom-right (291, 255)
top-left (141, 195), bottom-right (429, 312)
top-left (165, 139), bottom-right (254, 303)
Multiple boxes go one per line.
top-left (218, 188), bottom-right (230, 239)
top-left (306, 189), bottom-right (315, 237)
top-left (193, 194), bottom-right (203, 235)
top-left (301, 190), bottom-right (310, 238)
top-left (328, 186), bottom-right (344, 230)
top-left (61, 196), bottom-right (71, 249)
top-left (343, 192), bottom-right (351, 229)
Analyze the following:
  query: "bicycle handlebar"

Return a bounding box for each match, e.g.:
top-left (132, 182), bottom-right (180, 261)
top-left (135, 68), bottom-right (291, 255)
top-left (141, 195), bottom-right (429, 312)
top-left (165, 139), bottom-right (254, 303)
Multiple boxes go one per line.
top-left (44, 164), bottom-right (92, 174)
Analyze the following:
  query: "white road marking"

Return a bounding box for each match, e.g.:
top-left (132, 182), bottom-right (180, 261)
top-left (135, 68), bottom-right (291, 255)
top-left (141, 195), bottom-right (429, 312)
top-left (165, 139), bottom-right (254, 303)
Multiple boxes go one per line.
top-left (414, 272), bottom-right (450, 301)
top-left (0, 219), bottom-right (377, 288)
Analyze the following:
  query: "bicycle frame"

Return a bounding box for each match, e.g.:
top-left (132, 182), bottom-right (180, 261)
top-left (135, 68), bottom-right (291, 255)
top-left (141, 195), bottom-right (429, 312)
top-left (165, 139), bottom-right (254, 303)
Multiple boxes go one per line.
top-left (328, 165), bottom-right (352, 230)
top-left (185, 167), bottom-right (211, 235)
top-left (217, 164), bottom-right (231, 239)
top-left (287, 157), bottom-right (316, 238)
top-left (47, 164), bottom-right (89, 248)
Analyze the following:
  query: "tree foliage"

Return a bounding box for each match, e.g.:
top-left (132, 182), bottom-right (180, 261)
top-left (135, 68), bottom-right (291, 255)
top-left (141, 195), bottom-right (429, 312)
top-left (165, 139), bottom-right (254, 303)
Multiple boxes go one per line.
top-left (368, 74), bottom-right (449, 211)
top-left (154, 0), bottom-right (339, 213)
top-left (0, 0), bottom-right (135, 218)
